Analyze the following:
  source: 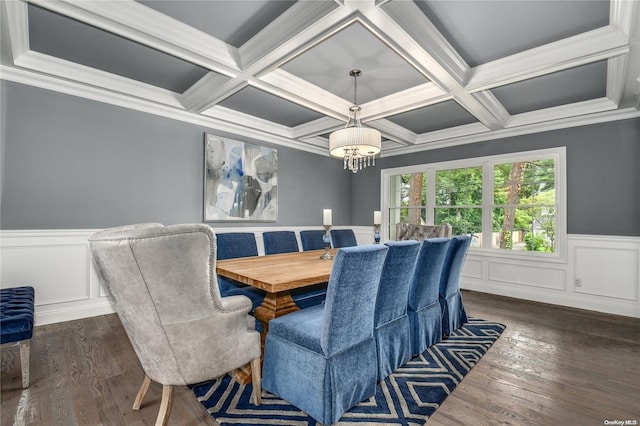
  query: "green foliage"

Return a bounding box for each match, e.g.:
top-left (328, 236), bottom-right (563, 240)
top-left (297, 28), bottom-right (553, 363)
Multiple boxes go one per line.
top-left (391, 159), bottom-right (556, 251)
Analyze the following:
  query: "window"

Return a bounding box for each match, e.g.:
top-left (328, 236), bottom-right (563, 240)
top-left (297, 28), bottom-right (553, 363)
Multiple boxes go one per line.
top-left (435, 167), bottom-right (483, 236)
top-left (382, 148), bottom-right (566, 258)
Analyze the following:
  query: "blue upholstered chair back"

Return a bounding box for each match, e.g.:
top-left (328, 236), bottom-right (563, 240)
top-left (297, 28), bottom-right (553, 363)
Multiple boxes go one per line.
top-left (216, 232), bottom-right (258, 260)
top-left (408, 238), bottom-right (451, 312)
top-left (263, 231), bottom-right (299, 255)
top-left (215, 232), bottom-right (264, 314)
top-left (330, 229), bottom-right (357, 248)
top-left (376, 241), bottom-right (420, 327)
top-left (299, 230), bottom-right (327, 251)
top-left (407, 237), bottom-right (451, 353)
top-left (321, 244), bottom-right (388, 356)
top-left (374, 240), bottom-right (420, 380)
top-left (440, 235), bottom-right (472, 298)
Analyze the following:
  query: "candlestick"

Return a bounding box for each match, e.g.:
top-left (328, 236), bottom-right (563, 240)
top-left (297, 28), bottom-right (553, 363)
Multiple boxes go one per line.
top-left (320, 225), bottom-right (334, 260)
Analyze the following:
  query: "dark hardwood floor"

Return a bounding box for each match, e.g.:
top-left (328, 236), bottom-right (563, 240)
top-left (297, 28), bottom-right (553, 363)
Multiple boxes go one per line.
top-left (2, 290), bottom-right (639, 425)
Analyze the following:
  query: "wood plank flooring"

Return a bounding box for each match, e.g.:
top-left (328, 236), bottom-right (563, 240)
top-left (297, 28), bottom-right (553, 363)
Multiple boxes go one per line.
top-left (2, 290), bottom-right (639, 425)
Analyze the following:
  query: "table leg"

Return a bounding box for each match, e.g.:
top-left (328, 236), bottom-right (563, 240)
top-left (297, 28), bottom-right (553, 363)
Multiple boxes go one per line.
top-left (231, 291), bottom-right (299, 385)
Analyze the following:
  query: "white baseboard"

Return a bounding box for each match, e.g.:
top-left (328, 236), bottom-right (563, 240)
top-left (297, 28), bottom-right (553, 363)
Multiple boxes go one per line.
top-left (1, 228), bottom-right (638, 325)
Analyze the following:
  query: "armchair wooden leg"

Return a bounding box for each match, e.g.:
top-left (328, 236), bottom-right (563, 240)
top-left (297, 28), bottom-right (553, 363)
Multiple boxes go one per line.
top-left (155, 385), bottom-right (173, 426)
top-left (250, 357), bottom-right (261, 406)
top-left (133, 375), bottom-right (151, 410)
top-left (19, 340), bottom-right (30, 389)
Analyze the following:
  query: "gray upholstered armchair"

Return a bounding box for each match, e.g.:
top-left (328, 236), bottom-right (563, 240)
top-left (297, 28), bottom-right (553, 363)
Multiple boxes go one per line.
top-left (396, 223), bottom-right (452, 241)
top-left (89, 223), bottom-right (261, 426)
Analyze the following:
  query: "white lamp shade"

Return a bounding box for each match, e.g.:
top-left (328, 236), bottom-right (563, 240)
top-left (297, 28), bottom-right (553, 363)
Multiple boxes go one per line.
top-left (329, 127), bottom-right (381, 158)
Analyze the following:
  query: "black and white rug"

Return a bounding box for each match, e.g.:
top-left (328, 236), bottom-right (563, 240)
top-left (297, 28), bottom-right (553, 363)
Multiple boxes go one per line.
top-left (193, 318), bottom-right (505, 425)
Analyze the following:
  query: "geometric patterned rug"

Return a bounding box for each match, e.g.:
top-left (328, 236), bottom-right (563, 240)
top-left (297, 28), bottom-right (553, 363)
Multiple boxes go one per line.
top-left (192, 318), bottom-right (505, 425)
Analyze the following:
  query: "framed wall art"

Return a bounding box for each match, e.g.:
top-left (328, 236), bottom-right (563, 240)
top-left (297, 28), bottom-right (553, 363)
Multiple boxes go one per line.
top-left (203, 134), bottom-right (278, 221)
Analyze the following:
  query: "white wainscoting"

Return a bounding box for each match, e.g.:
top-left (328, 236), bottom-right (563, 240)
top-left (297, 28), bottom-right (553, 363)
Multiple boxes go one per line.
top-left (1, 228), bottom-right (638, 325)
top-left (0, 226), bottom-right (369, 325)
top-left (461, 234), bottom-right (639, 318)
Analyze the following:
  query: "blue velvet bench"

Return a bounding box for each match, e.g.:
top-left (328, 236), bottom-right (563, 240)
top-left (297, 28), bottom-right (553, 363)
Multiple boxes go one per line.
top-left (1, 286), bottom-right (35, 388)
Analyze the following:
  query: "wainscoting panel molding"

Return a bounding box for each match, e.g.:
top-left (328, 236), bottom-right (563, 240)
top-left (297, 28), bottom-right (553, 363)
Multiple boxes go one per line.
top-left (463, 234), bottom-right (639, 318)
top-left (1, 229), bottom-right (638, 324)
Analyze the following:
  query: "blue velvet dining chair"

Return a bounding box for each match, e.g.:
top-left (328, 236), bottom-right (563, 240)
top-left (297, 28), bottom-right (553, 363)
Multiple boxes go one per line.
top-left (407, 237), bottom-right (451, 355)
top-left (263, 230), bottom-right (326, 309)
top-left (374, 240), bottom-right (420, 381)
top-left (262, 244), bottom-right (389, 425)
top-left (216, 233), bottom-right (265, 313)
top-left (263, 231), bottom-right (300, 255)
top-left (439, 235), bottom-right (472, 337)
top-left (330, 229), bottom-right (357, 248)
top-left (299, 230), bottom-right (328, 251)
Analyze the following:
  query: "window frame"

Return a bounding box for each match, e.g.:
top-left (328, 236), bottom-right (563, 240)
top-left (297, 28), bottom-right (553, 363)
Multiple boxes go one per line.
top-left (381, 147), bottom-right (567, 262)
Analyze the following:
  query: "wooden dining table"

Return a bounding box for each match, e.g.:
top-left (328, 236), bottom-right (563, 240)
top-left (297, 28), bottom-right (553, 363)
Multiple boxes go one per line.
top-left (216, 248), bottom-right (337, 383)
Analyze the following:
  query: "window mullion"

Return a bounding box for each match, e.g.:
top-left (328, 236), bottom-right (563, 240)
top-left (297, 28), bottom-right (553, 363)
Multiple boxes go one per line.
top-left (426, 169), bottom-right (435, 225)
top-left (482, 162), bottom-right (493, 249)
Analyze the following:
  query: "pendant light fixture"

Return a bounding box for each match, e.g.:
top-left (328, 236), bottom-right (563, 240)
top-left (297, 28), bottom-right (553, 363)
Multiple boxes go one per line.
top-left (329, 69), bottom-right (381, 173)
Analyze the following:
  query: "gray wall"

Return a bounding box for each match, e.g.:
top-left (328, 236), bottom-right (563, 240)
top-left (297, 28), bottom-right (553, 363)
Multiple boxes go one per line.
top-left (352, 118), bottom-right (640, 237)
top-left (0, 81), bottom-right (352, 229)
top-left (3, 80), bottom-right (639, 235)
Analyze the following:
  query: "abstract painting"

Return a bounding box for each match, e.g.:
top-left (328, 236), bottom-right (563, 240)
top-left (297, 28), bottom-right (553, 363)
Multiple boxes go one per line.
top-left (204, 134), bottom-right (278, 221)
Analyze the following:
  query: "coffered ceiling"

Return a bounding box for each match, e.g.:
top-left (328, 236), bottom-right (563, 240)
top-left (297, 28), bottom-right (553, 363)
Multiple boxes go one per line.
top-left (1, 0), bottom-right (639, 157)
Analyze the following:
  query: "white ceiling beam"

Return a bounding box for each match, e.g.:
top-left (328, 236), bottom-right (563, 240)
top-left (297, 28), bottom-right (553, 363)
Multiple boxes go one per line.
top-left (189, 4), bottom-right (357, 114)
top-left (292, 117), bottom-right (343, 140)
top-left (373, 0), bottom-right (469, 88)
top-left (239, 1), bottom-right (340, 69)
top-left (367, 119), bottom-right (418, 145)
top-left (469, 91), bottom-right (512, 128)
top-left (610, 0), bottom-right (635, 38)
top-left (466, 27), bottom-right (630, 93)
top-left (359, 82), bottom-right (450, 121)
top-left (180, 74), bottom-right (246, 113)
top-left (15, 51), bottom-right (183, 108)
top-left (29, 0), bottom-right (241, 76)
top-left (1, 0), bottom-right (29, 62)
top-left (359, 5), bottom-right (508, 131)
top-left (256, 69), bottom-right (350, 120)
top-left (606, 55), bottom-right (628, 106)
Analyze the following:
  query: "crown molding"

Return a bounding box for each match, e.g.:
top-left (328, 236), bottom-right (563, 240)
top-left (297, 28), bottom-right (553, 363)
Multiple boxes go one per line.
top-left (202, 106), bottom-right (292, 139)
top-left (383, 107), bottom-right (640, 157)
top-left (414, 122), bottom-right (491, 145)
top-left (507, 98), bottom-right (617, 128)
top-left (0, 64), bottom-right (327, 156)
